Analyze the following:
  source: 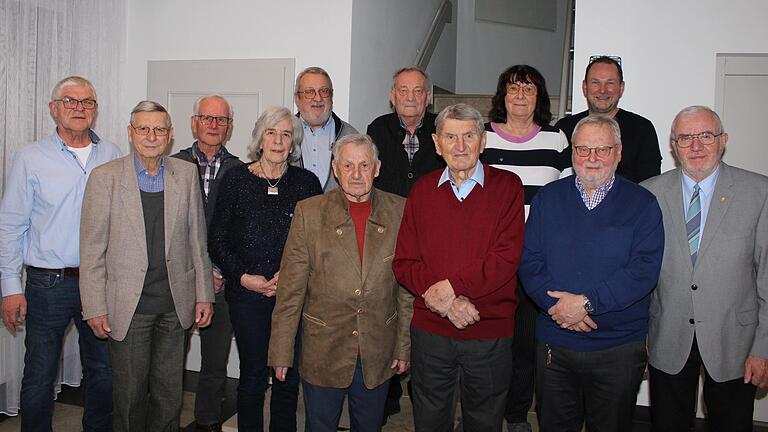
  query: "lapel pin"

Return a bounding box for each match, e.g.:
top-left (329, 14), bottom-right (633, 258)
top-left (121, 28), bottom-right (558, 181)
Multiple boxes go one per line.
top-left (336, 228), bottom-right (343, 235)
top-left (720, 196), bottom-right (726, 203)
top-left (377, 227), bottom-right (385, 233)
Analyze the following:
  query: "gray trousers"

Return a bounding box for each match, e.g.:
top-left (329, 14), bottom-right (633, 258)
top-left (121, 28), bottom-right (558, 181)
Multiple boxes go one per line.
top-left (194, 292), bottom-right (233, 425)
top-left (109, 311), bottom-right (186, 432)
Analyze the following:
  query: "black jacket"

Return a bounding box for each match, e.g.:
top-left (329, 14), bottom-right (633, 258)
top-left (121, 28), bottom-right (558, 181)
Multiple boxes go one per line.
top-left (172, 143), bottom-right (243, 228)
top-left (366, 112), bottom-right (444, 197)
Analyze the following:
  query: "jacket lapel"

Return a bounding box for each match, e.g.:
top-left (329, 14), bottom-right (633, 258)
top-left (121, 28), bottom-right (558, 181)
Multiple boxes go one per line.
top-left (362, 191), bottom-right (388, 283)
top-left (163, 157), bottom-right (180, 255)
top-left (328, 189), bottom-right (362, 278)
top-left (662, 169), bottom-right (694, 273)
top-left (697, 163), bottom-right (734, 262)
top-left (119, 156), bottom-right (147, 245)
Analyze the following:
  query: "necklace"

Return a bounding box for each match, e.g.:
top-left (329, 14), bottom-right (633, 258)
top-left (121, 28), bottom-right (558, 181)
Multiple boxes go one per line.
top-left (258, 159), bottom-right (287, 195)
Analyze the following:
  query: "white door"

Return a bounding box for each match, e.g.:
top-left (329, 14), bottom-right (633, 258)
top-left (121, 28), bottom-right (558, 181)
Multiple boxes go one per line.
top-left (147, 58), bottom-right (295, 162)
top-left (714, 53), bottom-right (768, 421)
top-left (148, 58), bottom-right (295, 378)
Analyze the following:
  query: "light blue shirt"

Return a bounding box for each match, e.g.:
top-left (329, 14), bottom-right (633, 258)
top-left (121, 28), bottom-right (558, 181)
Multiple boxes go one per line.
top-left (0, 130), bottom-right (122, 296)
top-left (438, 161), bottom-right (485, 201)
top-left (682, 164), bottom-right (721, 244)
top-left (300, 115), bottom-right (335, 188)
top-left (133, 154), bottom-right (165, 192)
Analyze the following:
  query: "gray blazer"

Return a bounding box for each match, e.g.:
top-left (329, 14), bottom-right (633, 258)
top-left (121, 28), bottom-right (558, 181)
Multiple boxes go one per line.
top-left (79, 155), bottom-right (215, 341)
top-left (642, 163), bottom-right (768, 381)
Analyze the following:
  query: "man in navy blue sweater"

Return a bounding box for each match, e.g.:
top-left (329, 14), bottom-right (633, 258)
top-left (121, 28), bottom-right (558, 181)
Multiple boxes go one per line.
top-left (519, 115), bottom-right (664, 432)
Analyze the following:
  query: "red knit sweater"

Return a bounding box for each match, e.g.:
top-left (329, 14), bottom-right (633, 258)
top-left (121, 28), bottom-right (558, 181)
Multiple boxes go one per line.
top-left (393, 164), bottom-right (525, 340)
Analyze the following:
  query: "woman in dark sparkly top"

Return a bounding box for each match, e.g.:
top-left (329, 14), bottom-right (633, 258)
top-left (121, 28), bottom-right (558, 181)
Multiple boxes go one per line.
top-left (208, 106), bottom-right (322, 431)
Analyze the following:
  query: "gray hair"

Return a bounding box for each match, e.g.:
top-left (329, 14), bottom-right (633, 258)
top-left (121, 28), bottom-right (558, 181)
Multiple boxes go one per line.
top-left (670, 105), bottom-right (724, 141)
top-left (247, 106), bottom-right (303, 162)
top-left (295, 66), bottom-right (333, 94)
top-left (192, 94), bottom-right (233, 118)
top-left (51, 76), bottom-right (97, 101)
top-left (332, 134), bottom-right (379, 163)
top-left (435, 103), bottom-right (485, 135)
top-left (130, 100), bottom-right (171, 127)
top-left (572, 115), bottom-right (622, 147)
top-left (392, 66), bottom-right (432, 90)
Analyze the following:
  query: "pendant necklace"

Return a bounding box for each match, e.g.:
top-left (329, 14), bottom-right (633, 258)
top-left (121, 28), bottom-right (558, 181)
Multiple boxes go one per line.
top-left (260, 160), bottom-right (286, 196)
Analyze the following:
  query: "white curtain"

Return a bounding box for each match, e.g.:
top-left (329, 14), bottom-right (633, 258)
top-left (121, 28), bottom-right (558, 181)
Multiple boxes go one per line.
top-left (0, 0), bottom-right (126, 416)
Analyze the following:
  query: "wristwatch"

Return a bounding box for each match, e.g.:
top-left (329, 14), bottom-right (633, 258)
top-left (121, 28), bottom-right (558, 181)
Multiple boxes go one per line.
top-left (583, 296), bottom-right (594, 314)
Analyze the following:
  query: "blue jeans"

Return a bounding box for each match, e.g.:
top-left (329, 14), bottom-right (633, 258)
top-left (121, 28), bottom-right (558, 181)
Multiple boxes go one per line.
top-left (20, 267), bottom-right (112, 432)
top-left (227, 289), bottom-right (299, 432)
top-left (302, 355), bottom-right (390, 432)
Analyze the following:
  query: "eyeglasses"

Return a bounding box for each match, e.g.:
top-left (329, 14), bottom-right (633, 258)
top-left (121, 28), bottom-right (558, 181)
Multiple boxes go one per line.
top-left (589, 55), bottom-right (623, 66)
top-left (297, 87), bottom-right (333, 99)
top-left (130, 124), bottom-right (170, 136)
top-left (194, 115), bottom-right (231, 126)
top-left (573, 145), bottom-right (615, 158)
top-left (673, 132), bottom-right (723, 148)
top-left (54, 97), bottom-right (97, 110)
top-left (396, 87), bottom-right (426, 98)
top-left (506, 83), bottom-right (537, 97)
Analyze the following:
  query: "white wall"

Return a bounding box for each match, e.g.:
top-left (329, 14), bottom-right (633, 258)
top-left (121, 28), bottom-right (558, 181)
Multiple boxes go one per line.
top-left (454, 0), bottom-right (569, 95)
top-left (348, 0), bottom-right (443, 131)
top-left (573, 0), bottom-right (768, 171)
top-left (125, 0), bottom-right (353, 141)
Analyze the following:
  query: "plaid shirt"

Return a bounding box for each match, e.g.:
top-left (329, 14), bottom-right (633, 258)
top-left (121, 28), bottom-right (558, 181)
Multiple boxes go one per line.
top-left (193, 143), bottom-right (223, 200)
top-left (575, 175), bottom-right (615, 210)
top-left (399, 116), bottom-right (423, 164)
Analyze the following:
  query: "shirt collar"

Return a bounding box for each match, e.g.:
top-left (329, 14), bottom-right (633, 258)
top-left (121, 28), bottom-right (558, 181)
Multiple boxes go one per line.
top-left (438, 161), bottom-right (485, 188)
top-left (300, 114), bottom-right (334, 132)
top-left (192, 141), bottom-right (223, 163)
top-left (398, 115), bottom-right (424, 133)
top-left (574, 174), bottom-right (615, 196)
top-left (54, 128), bottom-right (100, 148)
top-left (682, 164), bottom-right (720, 198)
top-left (133, 153), bottom-right (166, 175)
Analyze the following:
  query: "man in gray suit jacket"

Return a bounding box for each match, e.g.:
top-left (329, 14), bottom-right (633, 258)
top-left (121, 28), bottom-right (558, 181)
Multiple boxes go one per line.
top-left (80, 100), bottom-right (215, 431)
top-left (642, 105), bottom-right (768, 431)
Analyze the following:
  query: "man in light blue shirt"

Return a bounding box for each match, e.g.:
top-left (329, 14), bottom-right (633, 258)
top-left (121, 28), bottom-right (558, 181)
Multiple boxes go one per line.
top-left (294, 67), bottom-right (357, 191)
top-left (0, 76), bottom-right (121, 431)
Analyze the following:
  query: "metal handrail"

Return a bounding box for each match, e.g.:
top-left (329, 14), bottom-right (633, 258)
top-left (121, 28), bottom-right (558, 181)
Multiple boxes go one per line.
top-left (558, 0), bottom-right (575, 119)
top-left (414, 0), bottom-right (452, 70)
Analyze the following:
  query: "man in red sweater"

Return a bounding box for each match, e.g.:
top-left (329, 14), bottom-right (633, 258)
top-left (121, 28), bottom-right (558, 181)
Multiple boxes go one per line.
top-left (393, 103), bottom-right (525, 431)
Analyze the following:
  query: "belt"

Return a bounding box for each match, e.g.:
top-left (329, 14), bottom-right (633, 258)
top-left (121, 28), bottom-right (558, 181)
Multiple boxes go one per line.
top-left (28, 266), bottom-right (80, 278)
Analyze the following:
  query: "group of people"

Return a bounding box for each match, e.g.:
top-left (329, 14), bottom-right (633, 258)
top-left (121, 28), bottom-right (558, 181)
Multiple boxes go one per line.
top-left (0, 56), bottom-right (765, 432)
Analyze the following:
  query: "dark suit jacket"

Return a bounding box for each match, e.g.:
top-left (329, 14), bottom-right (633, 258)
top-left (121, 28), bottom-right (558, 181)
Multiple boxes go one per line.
top-left (268, 188), bottom-right (413, 388)
top-left (367, 112), bottom-right (444, 197)
top-left (642, 163), bottom-right (768, 381)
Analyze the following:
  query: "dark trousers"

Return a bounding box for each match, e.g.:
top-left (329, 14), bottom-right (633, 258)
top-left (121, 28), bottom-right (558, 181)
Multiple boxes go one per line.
top-left (504, 285), bottom-right (537, 424)
top-left (302, 355), bottom-right (390, 432)
top-left (649, 337), bottom-right (756, 432)
top-left (227, 292), bottom-right (299, 432)
top-left (535, 340), bottom-right (646, 432)
top-left (410, 326), bottom-right (513, 432)
top-left (109, 311), bottom-right (186, 432)
top-left (194, 291), bottom-right (233, 425)
top-left (20, 267), bottom-right (112, 432)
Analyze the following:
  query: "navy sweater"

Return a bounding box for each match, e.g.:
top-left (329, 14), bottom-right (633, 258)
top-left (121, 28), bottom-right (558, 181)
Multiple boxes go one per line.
top-left (519, 175), bottom-right (664, 351)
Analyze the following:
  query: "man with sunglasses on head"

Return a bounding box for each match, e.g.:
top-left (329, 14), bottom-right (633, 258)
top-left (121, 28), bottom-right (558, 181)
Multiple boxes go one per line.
top-left (556, 56), bottom-right (661, 183)
top-left (0, 76), bottom-right (121, 431)
top-left (172, 95), bottom-right (242, 432)
top-left (520, 115), bottom-right (663, 431)
top-left (642, 106), bottom-right (768, 431)
top-left (294, 67), bottom-right (357, 191)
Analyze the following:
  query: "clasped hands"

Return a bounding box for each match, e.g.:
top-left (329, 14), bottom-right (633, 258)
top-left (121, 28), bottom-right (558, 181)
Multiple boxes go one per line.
top-left (240, 271), bottom-right (279, 297)
top-left (423, 279), bottom-right (480, 330)
top-left (547, 290), bottom-right (597, 333)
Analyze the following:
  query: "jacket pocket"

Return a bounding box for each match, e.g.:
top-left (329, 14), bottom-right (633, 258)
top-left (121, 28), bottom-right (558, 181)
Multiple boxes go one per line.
top-left (738, 308), bottom-right (758, 325)
top-left (303, 312), bottom-right (327, 327)
top-left (385, 310), bottom-right (398, 326)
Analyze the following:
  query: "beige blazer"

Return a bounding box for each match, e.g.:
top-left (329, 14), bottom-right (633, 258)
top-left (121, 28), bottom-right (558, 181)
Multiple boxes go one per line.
top-left (268, 188), bottom-right (413, 389)
top-left (79, 155), bottom-right (214, 341)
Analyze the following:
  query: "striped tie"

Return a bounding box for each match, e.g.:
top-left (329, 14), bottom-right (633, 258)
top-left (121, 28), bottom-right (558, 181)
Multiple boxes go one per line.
top-left (686, 184), bottom-right (701, 265)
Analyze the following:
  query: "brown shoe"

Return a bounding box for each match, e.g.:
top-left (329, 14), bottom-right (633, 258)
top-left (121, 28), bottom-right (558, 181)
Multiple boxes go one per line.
top-left (195, 423), bottom-right (222, 432)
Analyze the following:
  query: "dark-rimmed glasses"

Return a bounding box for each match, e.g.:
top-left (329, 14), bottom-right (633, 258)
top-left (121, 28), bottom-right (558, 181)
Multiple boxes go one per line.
top-left (297, 87), bottom-right (333, 99)
top-left (573, 145), bottom-right (615, 158)
top-left (54, 97), bottom-right (97, 110)
top-left (673, 132), bottom-right (723, 148)
top-left (194, 115), bottom-right (231, 126)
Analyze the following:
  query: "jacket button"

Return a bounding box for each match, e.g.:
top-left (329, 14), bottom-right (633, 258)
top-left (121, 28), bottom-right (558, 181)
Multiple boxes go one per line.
top-left (377, 227), bottom-right (385, 233)
top-left (357, 308), bottom-right (362, 314)
top-left (354, 289), bottom-right (361, 296)
top-left (691, 284), bottom-right (698, 290)
top-left (336, 228), bottom-right (343, 235)
top-left (408, 173), bottom-right (414, 179)
top-left (352, 330), bottom-right (359, 336)
top-left (689, 318), bottom-right (695, 324)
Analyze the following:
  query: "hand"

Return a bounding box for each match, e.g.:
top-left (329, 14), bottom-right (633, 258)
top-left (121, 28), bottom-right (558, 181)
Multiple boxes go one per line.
top-left (212, 269), bottom-right (224, 294)
top-left (240, 274), bottom-right (277, 297)
top-left (744, 355), bottom-right (768, 388)
top-left (547, 291), bottom-right (588, 328)
top-left (390, 359), bottom-right (410, 374)
top-left (423, 279), bottom-right (456, 317)
top-left (446, 296), bottom-right (480, 329)
top-left (2, 294), bottom-right (27, 334)
top-left (566, 316), bottom-right (598, 333)
top-left (87, 315), bottom-right (112, 339)
top-left (274, 366), bottom-right (289, 382)
top-left (195, 302), bottom-right (214, 328)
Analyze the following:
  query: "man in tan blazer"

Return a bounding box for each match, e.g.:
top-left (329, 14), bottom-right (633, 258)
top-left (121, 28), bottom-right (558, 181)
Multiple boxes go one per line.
top-left (269, 134), bottom-right (413, 432)
top-left (80, 100), bottom-right (214, 432)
